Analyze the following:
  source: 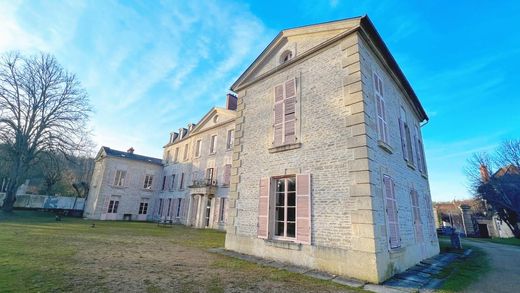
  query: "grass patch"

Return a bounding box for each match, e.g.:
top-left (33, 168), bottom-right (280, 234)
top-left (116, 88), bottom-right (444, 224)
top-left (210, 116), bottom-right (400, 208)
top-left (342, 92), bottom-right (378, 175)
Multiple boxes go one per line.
top-left (436, 237), bottom-right (490, 292)
top-left (470, 237), bottom-right (520, 247)
top-left (0, 210), bottom-right (362, 293)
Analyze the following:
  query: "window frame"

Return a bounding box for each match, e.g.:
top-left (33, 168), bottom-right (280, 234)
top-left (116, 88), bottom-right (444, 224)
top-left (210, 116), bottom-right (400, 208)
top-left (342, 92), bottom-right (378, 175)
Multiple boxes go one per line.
top-left (219, 197), bottom-right (226, 222)
top-left (195, 139), bottom-right (202, 157)
top-left (113, 170), bottom-right (126, 187)
top-left (138, 202), bottom-right (148, 215)
top-left (209, 134), bottom-right (217, 154)
top-left (374, 72), bottom-right (389, 145)
top-left (183, 143), bottom-right (189, 161)
top-left (107, 200), bottom-right (119, 213)
top-left (143, 174), bottom-right (153, 190)
top-left (272, 176), bottom-right (297, 241)
top-left (176, 198), bottom-right (182, 218)
top-left (179, 173), bottom-right (185, 190)
top-left (226, 129), bottom-right (234, 150)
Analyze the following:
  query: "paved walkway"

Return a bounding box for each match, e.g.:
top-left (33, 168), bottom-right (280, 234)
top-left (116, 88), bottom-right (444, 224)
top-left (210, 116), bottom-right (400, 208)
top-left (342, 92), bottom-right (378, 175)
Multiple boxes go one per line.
top-left (464, 239), bottom-right (520, 293)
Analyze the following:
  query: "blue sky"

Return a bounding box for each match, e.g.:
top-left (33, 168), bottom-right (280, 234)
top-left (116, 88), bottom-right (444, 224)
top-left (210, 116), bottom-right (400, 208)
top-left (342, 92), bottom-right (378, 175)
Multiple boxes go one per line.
top-left (1, 0), bottom-right (519, 202)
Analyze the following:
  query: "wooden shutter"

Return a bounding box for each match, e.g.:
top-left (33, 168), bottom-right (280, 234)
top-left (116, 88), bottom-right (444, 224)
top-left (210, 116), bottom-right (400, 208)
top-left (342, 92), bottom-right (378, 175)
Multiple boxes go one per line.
top-left (384, 176), bottom-right (400, 249)
top-left (223, 164), bottom-right (231, 185)
top-left (411, 189), bottom-right (423, 243)
top-left (284, 78), bottom-right (297, 144)
top-left (257, 178), bottom-right (270, 239)
top-left (273, 85), bottom-right (284, 146)
top-left (374, 74), bottom-right (388, 144)
top-left (399, 108), bottom-right (408, 160)
top-left (296, 174), bottom-right (311, 244)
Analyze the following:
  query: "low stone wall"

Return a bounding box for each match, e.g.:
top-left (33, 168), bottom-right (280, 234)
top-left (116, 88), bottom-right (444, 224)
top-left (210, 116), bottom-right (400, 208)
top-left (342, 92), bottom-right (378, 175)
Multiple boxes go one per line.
top-left (0, 193), bottom-right (85, 210)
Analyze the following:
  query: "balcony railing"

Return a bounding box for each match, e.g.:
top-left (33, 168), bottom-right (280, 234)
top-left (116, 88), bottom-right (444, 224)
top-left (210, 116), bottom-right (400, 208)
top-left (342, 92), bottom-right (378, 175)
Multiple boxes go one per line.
top-left (189, 179), bottom-right (218, 188)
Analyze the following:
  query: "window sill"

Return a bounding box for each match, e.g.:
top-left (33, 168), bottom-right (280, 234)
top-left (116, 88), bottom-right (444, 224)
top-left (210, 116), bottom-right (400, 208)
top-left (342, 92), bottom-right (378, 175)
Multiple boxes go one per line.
top-left (268, 142), bottom-right (302, 153)
top-left (406, 162), bottom-right (416, 170)
top-left (265, 239), bottom-right (302, 251)
top-left (378, 140), bottom-right (393, 154)
top-left (110, 185), bottom-right (126, 189)
top-left (421, 173), bottom-right (428, 179)
top-left (208, 152), bottom-right (216, 156)
top-left (389, 246), bottom-right (405, 255)
top-left (226, 148), bottom-right (233, 152)
top-left (141, 189), bottom-right (154, 192)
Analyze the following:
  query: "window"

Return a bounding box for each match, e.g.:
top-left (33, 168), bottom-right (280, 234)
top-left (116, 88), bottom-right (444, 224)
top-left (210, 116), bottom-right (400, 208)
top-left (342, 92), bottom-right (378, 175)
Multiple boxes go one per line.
top-left (143, 175), bottom-right (153, 190)
top-left (399, 107), bottom-right (414, 164)
top-left (183, 144), bottom-right (189, 161)
top-left (280, 50), bottom-right (293, 64)
top-left (219, 198), bottom-right (226, 222)
top-left (176, 198), bottom-right (182, 218)
top-left (374, 73), bottom-right (389, 144)
top-left (107, 200), bottom-right (119, 213)
top-left (179, 173), bottom-right (185, 189)
top-left (158, 199), bottom-right (163, 216)
top-left (273, 78), bottom-right (297, 147)
top-left (162, 176), bottom-right (166, 190)
top-left (223, 164), bottom-right (231, 186)
top-left (139, 202), bottom-right (148, 215)
top-left (195, 139), bottom-right (202, 157)
top-left (170, 174), bottom-right (176, 190)
top-left (114, 170), bottom-right (126, 187)
top-left (274, 177), bottom-right (297, 239)
top-left (226, 129), bottom-right (234, 150)
top-left (206, 168), bottom-right (214, 181)
top-left (166, 198), bottom-right (172, 217)
top-left (166, 150), bottom-right (171, 163)
top-left (174, 147), bottom-right (179, 163)
top-left (415, 126), bottom-right (427, 174)
top-left (210, 135), bottom-right (217, 154)
top-left (410, 189), bottom-right (423, 243)
top-left (383, 175), bottom-right (400, 249)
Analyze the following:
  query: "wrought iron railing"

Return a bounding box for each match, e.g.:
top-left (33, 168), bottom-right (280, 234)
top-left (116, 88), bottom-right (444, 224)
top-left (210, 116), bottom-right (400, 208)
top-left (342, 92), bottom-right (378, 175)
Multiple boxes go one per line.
top-left (189, 179), bottom-right (218, 188)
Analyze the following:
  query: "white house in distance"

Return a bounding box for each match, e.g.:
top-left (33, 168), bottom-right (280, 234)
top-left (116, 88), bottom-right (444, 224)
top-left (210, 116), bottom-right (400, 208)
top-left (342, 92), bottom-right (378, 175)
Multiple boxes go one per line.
top-left (224, 16), bottom-right (439, 283)
top-left (84, 147), bottom-right (163, 221)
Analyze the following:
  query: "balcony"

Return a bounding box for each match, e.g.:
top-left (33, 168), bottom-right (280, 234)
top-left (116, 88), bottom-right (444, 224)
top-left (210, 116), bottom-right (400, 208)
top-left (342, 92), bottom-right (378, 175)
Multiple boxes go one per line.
top-left (188, 179), bottom-right (218, 195)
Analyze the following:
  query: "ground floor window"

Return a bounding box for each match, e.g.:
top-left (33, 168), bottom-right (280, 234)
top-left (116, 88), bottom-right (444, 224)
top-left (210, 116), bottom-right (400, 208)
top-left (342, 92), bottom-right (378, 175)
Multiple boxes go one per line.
top-left (139, 202), bottom-right (148, 215)
top-left (219, 198), bottom-right (226, 222)
top-left (166, 198), bottom-right (172, 217)
top-left (205, 198), bottom-right (212, 227)
top-left (176, 198), bottom-right (182, 218)
top-left (158, 199), bottom-right (163, 217)
top-left (108, 200), bottom-right (119, 213)
top-left (274, 176), bottom-right (296, 239)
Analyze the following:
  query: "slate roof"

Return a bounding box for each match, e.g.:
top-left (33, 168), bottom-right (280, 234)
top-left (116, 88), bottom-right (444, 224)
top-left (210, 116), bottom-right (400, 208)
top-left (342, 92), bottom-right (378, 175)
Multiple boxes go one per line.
top-left (100, 146), bottom-right (162, 165)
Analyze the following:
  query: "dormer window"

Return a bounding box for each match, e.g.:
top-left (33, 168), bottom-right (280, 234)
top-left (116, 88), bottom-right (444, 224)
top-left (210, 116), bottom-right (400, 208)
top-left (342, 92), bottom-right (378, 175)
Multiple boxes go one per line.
top-left (280, 50), bottom-right (293, 64)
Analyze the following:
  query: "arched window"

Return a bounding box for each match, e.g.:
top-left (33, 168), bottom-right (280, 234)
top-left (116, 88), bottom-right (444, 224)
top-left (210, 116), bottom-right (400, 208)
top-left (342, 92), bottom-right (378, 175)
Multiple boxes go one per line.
top-left (279, 50), bottom-right (293, 64)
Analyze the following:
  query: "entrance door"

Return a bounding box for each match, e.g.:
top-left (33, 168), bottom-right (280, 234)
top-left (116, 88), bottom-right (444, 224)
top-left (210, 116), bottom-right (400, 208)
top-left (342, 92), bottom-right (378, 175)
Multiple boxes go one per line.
top-left (479, 224), bottom-right (490, 238)
top-left (205, 198), bottom-right (212, 228)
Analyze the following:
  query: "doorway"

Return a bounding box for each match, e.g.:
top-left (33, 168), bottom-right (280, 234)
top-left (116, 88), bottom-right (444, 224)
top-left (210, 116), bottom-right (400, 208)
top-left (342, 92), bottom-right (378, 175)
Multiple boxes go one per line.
top-left (478, 224), bottom-right (490, 238)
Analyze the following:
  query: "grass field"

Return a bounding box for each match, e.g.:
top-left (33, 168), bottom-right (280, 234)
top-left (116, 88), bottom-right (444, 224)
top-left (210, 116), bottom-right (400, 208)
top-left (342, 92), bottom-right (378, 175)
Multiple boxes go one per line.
top-left (469, 236), bottom-right (520, 247)
top-left (0, 211), bottom-right (361, 293)
top-left (435, 237), bottom-right (490, 292)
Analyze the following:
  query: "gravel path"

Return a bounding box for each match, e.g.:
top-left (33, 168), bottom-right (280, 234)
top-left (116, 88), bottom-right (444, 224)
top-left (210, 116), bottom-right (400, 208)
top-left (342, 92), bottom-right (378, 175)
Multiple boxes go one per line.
top-left (463, 239), bottom-right (520, 293)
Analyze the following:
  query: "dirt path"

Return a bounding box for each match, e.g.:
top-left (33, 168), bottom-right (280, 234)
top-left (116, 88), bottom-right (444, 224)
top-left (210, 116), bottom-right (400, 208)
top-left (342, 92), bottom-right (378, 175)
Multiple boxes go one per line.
top-left (463, 239), bottom-right (520, 293)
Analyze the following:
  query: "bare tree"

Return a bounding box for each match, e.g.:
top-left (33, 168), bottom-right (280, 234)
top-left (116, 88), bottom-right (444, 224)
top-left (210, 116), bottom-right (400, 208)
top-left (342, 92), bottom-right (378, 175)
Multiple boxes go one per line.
top-left (0, 52), bottom-right (92, 212)
top-left (466, 141), bottom-right (520, 238)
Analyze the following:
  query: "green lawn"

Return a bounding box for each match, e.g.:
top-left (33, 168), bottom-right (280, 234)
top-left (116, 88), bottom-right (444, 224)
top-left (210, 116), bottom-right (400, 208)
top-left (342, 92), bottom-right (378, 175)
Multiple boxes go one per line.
top-left (0, 210), bottom-right (361, 293)
top-left (435, 237), bottom-right (490, 293)
top-left (470, 237), bottom-right (520, 247)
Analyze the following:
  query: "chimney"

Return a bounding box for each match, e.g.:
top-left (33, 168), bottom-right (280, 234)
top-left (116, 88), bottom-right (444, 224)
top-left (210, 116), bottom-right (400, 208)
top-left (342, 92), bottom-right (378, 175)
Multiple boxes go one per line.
top-left (127, 147), bottom-right (135, 154)
top-left (226, 93), bottom-right (238, 111)
top-left (480, 164), bottom-right (490, 183)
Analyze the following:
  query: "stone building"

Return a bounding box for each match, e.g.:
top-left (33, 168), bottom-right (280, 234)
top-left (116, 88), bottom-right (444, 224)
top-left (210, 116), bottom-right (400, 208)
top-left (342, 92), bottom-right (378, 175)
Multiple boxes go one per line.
top-left (224, 16), bottom-right (439, 283)
top-left (158, 95), bottom-right (237, 230)
top-left (84, 147), bottom-right (163, 221)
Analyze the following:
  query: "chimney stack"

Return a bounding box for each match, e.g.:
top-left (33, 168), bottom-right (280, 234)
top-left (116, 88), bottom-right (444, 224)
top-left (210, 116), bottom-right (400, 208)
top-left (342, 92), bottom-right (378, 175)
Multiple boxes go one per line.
top-left (480, 164), bottom-right (490, 183)
top-left (127, 147), bottom-right (135, 154)
top-left (226, 93), bottom-right (238, 111)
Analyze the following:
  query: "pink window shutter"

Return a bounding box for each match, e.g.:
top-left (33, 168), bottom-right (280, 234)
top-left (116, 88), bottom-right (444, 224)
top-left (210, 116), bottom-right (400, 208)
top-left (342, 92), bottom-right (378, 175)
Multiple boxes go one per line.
top-left (257, 178), bottom-right (270, 239)
top-left (384, 176), bottom-right (400, 249)
top-left (296, 174), bottom-right (311, 244)
top-left (273, 84), bottom-right (284, 146)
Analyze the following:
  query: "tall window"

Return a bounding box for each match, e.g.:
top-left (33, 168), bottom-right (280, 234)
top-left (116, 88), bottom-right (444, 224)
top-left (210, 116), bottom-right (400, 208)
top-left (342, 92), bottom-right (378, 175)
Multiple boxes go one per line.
top-left (206, 168), bottom-right (214, 181)
top-left (273, 78), bottom-right (297, 147)
top-left (226, 129), bottom-right (234, 150)
top-left (139, 202), bottom-right (148, 215)
top-left (219, 198), bottom-right (226, 222)
top-left (162, 176), bottom-right (166, 190)
top-left (223, 164), bottom-right (232, 186)
top-left (383, 175), bottom-right (400, 249)
top-left (274, 177), bottom-right (296, 239)
top-left (399, 107), bottom-right (414, 164)
top-left (166, 198), bottom-right (172, 217)
top-left (174, 147), bottom-right (179, 163)
top-left (114, 170), bottom-right (126, 187)
top-left (143, 175), bottom-right (153, 190)
top-left (410, 189), bottom-right (423, 242)
top-left (176, 198), bottom-right (182, 218)
top-left (158, 199), bottom-right (163, 216)
top-left (179, 173), bottom-right (185, 189)
top-left (183, 144), bottom-right (189, 161)
top-left (415, 126), bottom-right (427, 174)
top-left (166, 150), bottom-right (171, 163)
top-left (170, 174), bottom-right (176, 190)
top-left (374, 73), bottom-right (389, 144)
top-left (107, 200), bottom-right (119, 213)
top-left (195, 139), bottom-right (202, 157)
top-left (210, 135), bottom-right (217, 154)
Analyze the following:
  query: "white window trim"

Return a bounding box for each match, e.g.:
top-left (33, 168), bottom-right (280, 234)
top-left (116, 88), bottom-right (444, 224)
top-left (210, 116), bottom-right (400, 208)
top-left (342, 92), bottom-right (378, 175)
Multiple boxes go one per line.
top-left (272, 176), bottom-right (297, 241)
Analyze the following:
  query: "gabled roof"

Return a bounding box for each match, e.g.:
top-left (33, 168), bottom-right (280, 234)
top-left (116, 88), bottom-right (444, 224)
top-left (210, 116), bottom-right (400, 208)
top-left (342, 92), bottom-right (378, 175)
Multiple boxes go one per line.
top-left (493, 165), bottom-right (520, 178)
top-left (230, 15), bottom-right (428, 122)
top-left (96, 146), bottom-right (162, 165)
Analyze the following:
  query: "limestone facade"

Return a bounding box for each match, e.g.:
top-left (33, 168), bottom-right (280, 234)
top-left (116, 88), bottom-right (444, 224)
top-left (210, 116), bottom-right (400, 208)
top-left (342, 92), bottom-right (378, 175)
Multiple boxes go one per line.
top-left (224, 16), bottom-right (439, 283)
